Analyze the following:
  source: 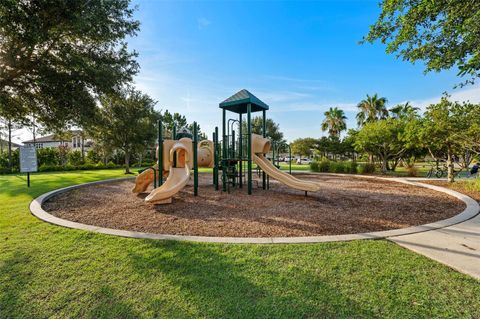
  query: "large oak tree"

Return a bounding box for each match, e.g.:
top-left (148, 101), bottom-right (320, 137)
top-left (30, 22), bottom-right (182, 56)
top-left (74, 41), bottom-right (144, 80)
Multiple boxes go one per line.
top-left (0, 0), bottom-right (139, 130)
top-left (364, 0), bottom-right (480, 86)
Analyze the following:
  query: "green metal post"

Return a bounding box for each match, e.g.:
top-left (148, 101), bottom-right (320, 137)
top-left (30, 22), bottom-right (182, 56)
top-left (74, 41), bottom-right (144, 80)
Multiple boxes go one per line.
top-left (158, 119), bottom-right (163, 186)
top-left (153, 168), bottom-right (157, 188)
top-left (172, 125), bottom-right (177, 140)
top-left (288, 144), bottom-right (292, 174)
top-left (214, 127), bottom-right (219, 190)
top-left (239, 113), bottom-right (243, 188)
top-left (262, 109), bottom-right (266, 189)
top-left (193, 122), bottom-right (198, 196)
top-left (247, 103), bottom-right (252, 195)
top-left (222, 109), bottom-right (227, 192)
top-left (213, 131), bottom-right (217, 189)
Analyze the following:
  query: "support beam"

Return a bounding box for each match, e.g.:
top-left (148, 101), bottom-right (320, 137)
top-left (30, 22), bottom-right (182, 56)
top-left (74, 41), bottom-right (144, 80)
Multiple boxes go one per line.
top-left (158, 119), bottom-right (163, 186)
top-left (239, 113), bottom-right (243, 188)
top-left (262, 109), bottom-right (266, 189)
top-left (193, 122), bottom-right (198, 196)
top-left (222, 109), bottom-right (227, 192)
top-left (247, 103), bottom-right (252, 195)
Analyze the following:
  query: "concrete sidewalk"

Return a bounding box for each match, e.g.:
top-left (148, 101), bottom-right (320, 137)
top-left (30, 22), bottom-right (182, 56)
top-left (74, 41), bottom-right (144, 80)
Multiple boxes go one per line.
top-left (390, 179), bottom-right (480, 280)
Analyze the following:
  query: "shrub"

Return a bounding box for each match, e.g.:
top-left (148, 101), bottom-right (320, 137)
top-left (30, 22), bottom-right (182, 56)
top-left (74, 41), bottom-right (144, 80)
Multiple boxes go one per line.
top-left (106, 161), bottom-right (116, 169)
top-left (37, 148), bottom-right (61, 166)
top-left (64, 163), bottom-right (76, 171)
top-left (95, 161), bottom-right (105, 169)
top-left (318, 160), bottom-right (330, 172)
top-left (345, 161), bottom-right (358, 174)
top-left (67, 150), bottom-right (84, 166)
top-left (310, 161), bottom-right (319, 172)
top-left (39, 164), bottom-right (61, 172)
top-left (79, 163), bottom-right (96, 170)
top-left (86, 149), bottom-right (102, 164)
top-left (406, 166), bottom-right (418, 177)
top-left (359, 163), bottom-right (376, 174)
top-left (330, 162), bottom-right (346, 173)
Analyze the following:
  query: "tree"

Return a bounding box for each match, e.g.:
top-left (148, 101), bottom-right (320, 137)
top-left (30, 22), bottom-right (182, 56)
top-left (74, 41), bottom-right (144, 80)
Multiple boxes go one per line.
top-left (364, 1), bottom-right (480, 86)
top-left (321, 107), bottom-right (347, 138)
top-left (389, 102), bottom-right (419, 119)
top-left (356, 94), bottom-right (388, 126)
top-left (415, 97), bottom-right (470, 182)
top-left (354, 118), bottom-right (407, 173)
top-left (241, 117), bottom-right (285, 145)
top-left (0, 0), bottom-right (139, 130)
top-left (160, 110), bottom-right (202, 138)
top-left (291, 138), bottom-right (317, 157)
top-left (460, 104), bottom-right (480, 156)
top-left (89, 88), bottom-right (158, 174)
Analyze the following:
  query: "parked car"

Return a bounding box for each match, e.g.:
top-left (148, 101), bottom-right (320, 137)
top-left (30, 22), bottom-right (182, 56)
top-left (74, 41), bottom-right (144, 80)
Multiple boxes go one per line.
top-left (296, 158), bottom-right (312, 165)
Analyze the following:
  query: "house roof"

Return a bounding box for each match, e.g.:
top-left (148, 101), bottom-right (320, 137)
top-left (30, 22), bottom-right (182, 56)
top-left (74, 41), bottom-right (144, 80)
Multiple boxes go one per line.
top-left (22, 130), bottom-right (85, 144)
top-left (0, 139), bottom-right (21, 147)
top-left (219, 89), bottom-right (269, 114)
top-left (23, 134), bottom-right (60, 144)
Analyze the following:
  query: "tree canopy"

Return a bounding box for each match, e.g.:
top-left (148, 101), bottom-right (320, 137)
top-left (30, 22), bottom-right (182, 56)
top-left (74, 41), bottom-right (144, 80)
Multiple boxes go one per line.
top-left (0, 0), bottom-right (139, 130)
top-left (241, 117), bottom-right (285, 145)
top-left (88, 88), bottom-right (158, 174)
top-left (354, 118), bottom-right (407, 173)
top-left (321, 107), bottom-right (347, 138)
top-left (364, 0), bottom-right (480, 86)
top-left (356, 94), bottom-right (388, 126)
top-left (291, 138), bottom-right (317, 157)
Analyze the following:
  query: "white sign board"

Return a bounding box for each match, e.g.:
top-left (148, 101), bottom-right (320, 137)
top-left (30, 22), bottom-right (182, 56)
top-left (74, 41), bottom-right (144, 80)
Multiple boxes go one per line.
top-left (19, 146), bottom-right (38, 173)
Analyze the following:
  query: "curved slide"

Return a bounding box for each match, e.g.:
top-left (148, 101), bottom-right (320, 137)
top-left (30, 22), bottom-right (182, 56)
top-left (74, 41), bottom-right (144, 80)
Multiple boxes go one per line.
top-left (145, 165), bottom-right (191, 204)
top-left (253, 154), bottom-right (320, 192)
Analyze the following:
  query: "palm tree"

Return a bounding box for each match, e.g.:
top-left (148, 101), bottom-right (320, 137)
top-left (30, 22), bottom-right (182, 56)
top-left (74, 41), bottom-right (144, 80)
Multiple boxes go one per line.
top-left (389, 102), bottom-right (419, 119)
top-left (356, 94), bottom-right (388, 126)
top-left (321, 107), bottom-right (347, 138)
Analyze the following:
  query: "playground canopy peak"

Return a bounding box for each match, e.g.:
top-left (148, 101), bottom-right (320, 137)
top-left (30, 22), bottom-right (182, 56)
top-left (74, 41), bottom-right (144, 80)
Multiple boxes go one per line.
top-left (219, 89), bottom-right (269, 114)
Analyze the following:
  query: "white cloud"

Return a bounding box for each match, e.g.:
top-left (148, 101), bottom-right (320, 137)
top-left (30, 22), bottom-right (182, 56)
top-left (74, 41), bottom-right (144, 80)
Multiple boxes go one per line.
top-left (401, 86), bottom-right (480, 111)
top-left (197, 17), bottom-right (211, 29)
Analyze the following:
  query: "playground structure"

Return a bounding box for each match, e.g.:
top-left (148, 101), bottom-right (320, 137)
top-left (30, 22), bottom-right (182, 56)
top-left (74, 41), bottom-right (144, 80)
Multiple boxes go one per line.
top-left (133, 89), bottom-right (319, 204)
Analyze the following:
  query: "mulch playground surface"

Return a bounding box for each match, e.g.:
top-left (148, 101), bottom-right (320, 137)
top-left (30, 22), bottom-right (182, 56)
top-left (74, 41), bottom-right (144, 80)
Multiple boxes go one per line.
top-left (43, 174), bottom-right (465, 237)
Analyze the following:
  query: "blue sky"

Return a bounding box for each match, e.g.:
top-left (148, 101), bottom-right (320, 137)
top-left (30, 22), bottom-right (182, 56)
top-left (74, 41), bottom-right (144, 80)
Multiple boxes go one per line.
top-left (13, 0), bottom-right (479, 143)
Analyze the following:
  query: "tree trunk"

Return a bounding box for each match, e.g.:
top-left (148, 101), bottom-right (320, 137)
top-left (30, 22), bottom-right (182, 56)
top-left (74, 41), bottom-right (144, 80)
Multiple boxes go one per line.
top-left (447, 148), bottom-right (454, 183)
top-left (381, 156), bottom-right (388, 174)
top-left (124, 151), bottom-right (130, 174)
top-left (368, 153), bottom-right (374, 164)
top-left (81, 135), bottom-right (85, 161)
top-left (8, 119), bottom-right (12, 173)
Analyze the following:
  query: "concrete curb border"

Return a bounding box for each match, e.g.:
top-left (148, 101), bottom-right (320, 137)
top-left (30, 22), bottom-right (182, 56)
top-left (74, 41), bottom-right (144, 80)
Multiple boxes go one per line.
top-left (30, 174), bottom-right (480, 244)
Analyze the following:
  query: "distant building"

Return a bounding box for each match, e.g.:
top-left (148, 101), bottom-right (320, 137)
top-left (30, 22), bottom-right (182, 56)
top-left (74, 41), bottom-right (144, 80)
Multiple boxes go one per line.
top-left (0, 139), bottom-right (21, 151)
top-left (22, 130), bottom-right (93, 154)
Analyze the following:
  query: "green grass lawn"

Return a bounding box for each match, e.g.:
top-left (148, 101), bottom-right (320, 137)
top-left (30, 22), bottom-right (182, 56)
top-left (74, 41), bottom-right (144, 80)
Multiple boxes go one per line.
top-left (1, 170), bottom-right (479, 318)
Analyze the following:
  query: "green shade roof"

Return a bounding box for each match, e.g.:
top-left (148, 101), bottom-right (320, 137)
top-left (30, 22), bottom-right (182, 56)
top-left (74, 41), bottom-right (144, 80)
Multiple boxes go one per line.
top-left (219, 89), bottom-right (269, 114)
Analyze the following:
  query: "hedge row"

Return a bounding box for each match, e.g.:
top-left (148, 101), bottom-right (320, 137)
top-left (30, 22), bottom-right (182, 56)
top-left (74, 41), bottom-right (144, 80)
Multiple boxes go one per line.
top-left (310, 160), bottom-right (375, 174)
top-left (38, 161), bottom-right (118, 172)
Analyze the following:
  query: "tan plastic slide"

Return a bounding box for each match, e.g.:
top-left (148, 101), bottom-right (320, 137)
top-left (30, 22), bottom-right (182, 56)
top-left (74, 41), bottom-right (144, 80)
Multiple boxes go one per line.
top-left (253, 154), bottom-right (320, 192)
top-left (145, 165), bottom-right (191, 204)
top-left (134, 138), bottom-right (215, 204)
top-left (251, 134), bottom-right (320, 192)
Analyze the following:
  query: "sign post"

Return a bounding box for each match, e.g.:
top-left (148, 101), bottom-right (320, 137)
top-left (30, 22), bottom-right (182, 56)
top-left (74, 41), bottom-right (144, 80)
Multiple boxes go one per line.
top-left (19, 146), bottom-right (38, 187)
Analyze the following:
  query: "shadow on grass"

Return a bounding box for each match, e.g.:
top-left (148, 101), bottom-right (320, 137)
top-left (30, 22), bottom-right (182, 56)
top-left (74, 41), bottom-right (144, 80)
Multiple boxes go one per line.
top-left (0, 249), bottom-right (142, 319)
top-left (125, 240), bottom-right (381, 318)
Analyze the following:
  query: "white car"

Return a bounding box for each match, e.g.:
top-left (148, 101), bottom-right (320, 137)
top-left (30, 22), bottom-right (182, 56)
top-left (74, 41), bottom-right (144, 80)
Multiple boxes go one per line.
top-left (296, 158), bottom-right (312, 165)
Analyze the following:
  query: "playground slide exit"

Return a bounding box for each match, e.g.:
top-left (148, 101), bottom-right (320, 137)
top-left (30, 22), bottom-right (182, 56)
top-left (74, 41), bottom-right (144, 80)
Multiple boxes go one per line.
top-left (251, 134), bottom-right (320, 192)
top-left (145, 165), bottom-right (191, 204)
top-left (253, 154), bottom-right (320, 192)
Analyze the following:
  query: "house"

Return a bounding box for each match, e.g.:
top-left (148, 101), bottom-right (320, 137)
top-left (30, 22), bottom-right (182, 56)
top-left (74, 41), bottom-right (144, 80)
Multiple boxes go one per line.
top-left (22, 130), bottom-right (93, 154)
top-left (0, 139), bottom-right (21, 152)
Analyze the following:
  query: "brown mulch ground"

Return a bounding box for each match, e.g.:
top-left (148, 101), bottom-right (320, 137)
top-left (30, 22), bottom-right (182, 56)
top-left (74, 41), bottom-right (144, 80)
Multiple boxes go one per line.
top-left (43, 173), bottom-right (465, 237)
